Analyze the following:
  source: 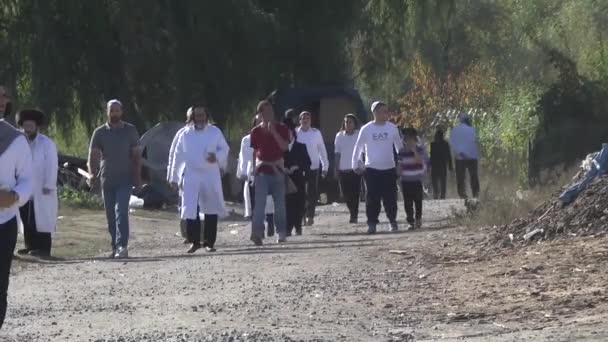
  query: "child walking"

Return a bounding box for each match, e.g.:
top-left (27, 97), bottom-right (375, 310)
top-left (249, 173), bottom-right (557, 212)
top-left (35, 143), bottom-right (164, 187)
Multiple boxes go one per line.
top-left (397, 128), bottom-right (429, 229)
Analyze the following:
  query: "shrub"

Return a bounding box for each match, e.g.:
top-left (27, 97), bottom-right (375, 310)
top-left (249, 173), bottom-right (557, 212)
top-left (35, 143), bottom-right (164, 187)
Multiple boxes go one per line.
top-left (58, 186), bottom-right (103, 209)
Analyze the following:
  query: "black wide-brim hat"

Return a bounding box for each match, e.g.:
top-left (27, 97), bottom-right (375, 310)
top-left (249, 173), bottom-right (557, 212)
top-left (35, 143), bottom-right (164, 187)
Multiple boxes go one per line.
top-left (16, 109), bottom-right (45, 126)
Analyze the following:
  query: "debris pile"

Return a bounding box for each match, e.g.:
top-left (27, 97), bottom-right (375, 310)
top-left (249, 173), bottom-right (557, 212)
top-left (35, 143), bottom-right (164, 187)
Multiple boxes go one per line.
top-left (494, 144), bottom-right (608, 246)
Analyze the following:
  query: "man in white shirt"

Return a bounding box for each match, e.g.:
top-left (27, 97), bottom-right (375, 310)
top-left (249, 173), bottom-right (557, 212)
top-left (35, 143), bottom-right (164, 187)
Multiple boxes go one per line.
top-left (296, 111), bottom-right (328, 226)
top-left (449, 112), bottom-right (480, 199)
top-left (168, 105), bottom-right (229, 253)
top-left (0, 95), bottom-right (33, 329)
top-left (15, 110), bottom-right (58, 258)
top-left (352, 101), bottom-right (403, 234)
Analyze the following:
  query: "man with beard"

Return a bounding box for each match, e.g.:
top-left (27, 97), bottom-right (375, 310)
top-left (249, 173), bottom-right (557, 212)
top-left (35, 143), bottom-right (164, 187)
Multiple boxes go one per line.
top-left (168, 105), bottom-right (229, 253)
top-left (0, 85), bottom-right (33, 329)
top-left (88, 99), bottom-right (142, 259)
top-left (15, 109), bottom-right (58, 257)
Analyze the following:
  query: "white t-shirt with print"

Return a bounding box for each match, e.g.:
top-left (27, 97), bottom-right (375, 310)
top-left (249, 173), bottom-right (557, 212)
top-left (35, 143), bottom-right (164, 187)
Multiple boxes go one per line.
top-left (352, 121), bottom-right (403, 170)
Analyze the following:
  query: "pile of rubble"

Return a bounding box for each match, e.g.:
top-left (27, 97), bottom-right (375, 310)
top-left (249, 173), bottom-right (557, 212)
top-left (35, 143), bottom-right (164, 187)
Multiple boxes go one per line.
top-left (494, 145), bottom-right (608, 246)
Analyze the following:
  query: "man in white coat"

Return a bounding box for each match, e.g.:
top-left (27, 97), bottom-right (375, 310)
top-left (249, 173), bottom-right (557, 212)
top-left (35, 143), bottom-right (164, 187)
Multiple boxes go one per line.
top-left (0, 88), bottom-right (33, 329)
top-left (167, 122), bottom-right (201, 243)
top-left (168, 105), bottom-right (229, 253)
top-left (15, 110), bottom-right (58, 257)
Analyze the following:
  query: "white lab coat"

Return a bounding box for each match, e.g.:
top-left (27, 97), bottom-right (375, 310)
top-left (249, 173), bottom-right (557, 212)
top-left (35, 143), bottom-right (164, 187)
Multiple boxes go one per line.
top-left (18, 134), bottom-right (58, 233)
top-left (236, 134), bottom-right (274, 218)
top-left (168, 124), bottom-right (229, 219)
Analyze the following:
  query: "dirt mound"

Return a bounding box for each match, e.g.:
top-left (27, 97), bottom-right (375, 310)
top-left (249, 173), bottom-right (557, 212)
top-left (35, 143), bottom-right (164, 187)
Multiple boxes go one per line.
top-left (493, 175), bottom-right (608, 246)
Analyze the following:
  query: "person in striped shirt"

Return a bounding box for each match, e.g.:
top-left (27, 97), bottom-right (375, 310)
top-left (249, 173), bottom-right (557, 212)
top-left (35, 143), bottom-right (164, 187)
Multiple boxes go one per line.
top-left (397, 128), bottom-right (429, 230)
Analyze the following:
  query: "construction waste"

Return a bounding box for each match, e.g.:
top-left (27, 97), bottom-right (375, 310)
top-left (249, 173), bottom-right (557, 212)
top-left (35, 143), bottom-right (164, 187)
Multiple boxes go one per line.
top-left (495, 144), bottom-right (608, 246)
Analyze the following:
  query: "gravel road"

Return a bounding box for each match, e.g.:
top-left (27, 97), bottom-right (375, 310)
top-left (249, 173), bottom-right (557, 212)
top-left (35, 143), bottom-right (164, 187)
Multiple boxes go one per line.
top-left (2, 200), bottom-right (608, 341)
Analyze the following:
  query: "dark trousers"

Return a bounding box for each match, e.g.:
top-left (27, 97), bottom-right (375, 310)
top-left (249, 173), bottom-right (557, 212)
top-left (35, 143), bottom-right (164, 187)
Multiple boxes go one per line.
top-left (339, 171), bottom-right (361, 219)
top-left (455, 159), bottom-right (480, 199)
top-left (19, 200), bottom-right (52, 255)
top-left (364, 168), bottom-right (398, 225)
top-left (286, 172), bottom-right (306, 234)
top-left (249, 185), bottom-right (275, 236)
top-left (431, 167), bottom-right (448, 200)
top-left (187, 214), bottom-right (218, 248)
top-left (304, 169), bottom-right (319, 219)
top-left (0, 218), bottom-right (18, 330)
top-left (181, 205), bottom-right (201, 242)
top-left (401, 181), bottom-right (423, 224)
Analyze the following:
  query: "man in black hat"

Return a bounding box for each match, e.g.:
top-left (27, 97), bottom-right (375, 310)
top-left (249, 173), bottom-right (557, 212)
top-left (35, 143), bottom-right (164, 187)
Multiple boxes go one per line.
top-left (0, 86), bottom-right (33, 329)
top-left (16, 109), bottom-right (58, 257)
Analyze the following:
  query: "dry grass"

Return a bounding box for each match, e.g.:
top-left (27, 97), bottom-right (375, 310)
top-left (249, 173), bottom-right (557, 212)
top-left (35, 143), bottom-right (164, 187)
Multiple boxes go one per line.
top-left (452, 168), bottom-right (578, 228)
top-left (15, 207), bottom-right (179, 262)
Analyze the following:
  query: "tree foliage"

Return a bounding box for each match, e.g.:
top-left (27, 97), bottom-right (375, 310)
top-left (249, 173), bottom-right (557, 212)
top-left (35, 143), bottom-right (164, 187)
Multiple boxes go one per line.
top-left (0, 0), bottom-right (359, 134)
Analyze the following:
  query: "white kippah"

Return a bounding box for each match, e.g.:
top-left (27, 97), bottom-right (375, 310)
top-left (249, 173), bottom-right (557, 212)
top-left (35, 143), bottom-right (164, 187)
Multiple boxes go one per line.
top-left (107, 99), bottom-right (123, 108)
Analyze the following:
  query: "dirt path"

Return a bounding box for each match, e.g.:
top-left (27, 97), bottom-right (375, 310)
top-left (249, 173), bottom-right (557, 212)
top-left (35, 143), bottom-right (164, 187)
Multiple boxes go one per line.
top-left (2, 200), bottom-right (608, 341)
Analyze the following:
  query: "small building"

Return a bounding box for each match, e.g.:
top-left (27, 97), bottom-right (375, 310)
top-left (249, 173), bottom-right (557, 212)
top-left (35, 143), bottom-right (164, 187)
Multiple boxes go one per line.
top-left (268, 86), bottom-right (368, 203)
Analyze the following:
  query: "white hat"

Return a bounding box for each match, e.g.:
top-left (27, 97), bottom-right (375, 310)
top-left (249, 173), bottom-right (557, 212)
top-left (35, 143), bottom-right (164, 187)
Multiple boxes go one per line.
top-left (371, 101), bottom-right (386, 113)
top-left (107, 99), bottom-right (123, 108)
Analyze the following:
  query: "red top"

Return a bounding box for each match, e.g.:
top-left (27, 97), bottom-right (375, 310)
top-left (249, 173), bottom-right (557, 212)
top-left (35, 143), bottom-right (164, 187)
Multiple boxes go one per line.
top-left (250, 122), bottom-right (289, 174)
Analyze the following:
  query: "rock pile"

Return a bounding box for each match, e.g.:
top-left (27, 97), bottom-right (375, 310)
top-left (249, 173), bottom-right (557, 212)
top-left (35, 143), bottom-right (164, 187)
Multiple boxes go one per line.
top-left (494, 175), bottom-right (608, 246)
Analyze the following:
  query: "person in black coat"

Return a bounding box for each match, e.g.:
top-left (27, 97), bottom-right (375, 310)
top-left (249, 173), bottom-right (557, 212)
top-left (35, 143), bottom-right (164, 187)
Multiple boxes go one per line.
top-left (430, 128), bottom-right (453, 199)
top-left (283, 120), bottom-right (311, 236)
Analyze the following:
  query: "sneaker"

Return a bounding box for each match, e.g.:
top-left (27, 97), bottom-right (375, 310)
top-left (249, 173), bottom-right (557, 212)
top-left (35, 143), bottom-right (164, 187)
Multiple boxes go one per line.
top-left (16, 248), bottom-right (30, 256)
top-left (250, 235), bottom-right (264, 246)
top-left (187, 242), bottom-right (201, 254)
top-left (367, 223), bottom-right (377, 235)
top-left (204, 246), bottom-right (216, 253)
top-left (114, 246), bottom-right (129, 259)
top-left (390, 221), bottom-right (399, 232)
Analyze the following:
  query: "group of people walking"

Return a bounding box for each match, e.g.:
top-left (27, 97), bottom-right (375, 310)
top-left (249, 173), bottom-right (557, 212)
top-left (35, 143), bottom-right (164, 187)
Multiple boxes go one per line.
top-left (0, 84), bottom-right (481, 330)
top-left (235, 100), bottom-right (481, 241)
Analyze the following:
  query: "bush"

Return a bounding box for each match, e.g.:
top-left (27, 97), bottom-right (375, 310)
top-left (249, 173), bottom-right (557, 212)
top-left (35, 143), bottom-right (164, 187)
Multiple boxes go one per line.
top-left (58, 186), bottom-right (103, 209)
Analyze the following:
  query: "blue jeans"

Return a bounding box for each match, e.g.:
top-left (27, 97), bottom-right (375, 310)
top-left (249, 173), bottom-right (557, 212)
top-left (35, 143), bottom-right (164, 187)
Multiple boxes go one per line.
top-left (102, 182), bottom-right (132, 250)
top-left (252, 173), bottom-right (286, 240)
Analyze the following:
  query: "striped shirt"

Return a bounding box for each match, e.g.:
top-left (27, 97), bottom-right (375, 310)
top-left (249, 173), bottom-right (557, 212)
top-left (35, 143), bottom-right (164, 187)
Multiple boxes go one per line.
top-left (397, 145), bottom-right (429, 182)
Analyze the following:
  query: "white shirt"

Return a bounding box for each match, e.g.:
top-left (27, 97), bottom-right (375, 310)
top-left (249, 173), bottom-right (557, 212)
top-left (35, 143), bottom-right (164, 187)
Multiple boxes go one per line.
top-left (334, 130), bottom-right (360, 171)
top-left (0, 136), bottom-right (33, 224)
top-left (352, 121), bottom-right (403, 170)
top-left (449, 123), bottom-right (480, 160)
top-left (167, 125), bottom-right (187, 182)
top-left (296, 127), bottom-right (328, 171)
top-left (168, 125), bottom-right (229, 183)
top-left (237, 134), bottom-right (253, 181)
